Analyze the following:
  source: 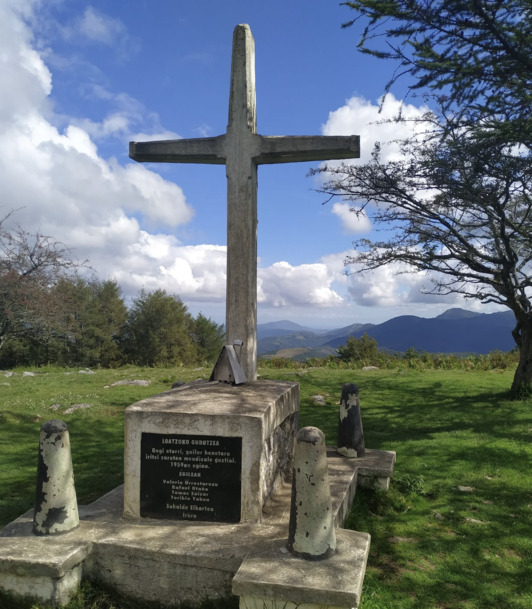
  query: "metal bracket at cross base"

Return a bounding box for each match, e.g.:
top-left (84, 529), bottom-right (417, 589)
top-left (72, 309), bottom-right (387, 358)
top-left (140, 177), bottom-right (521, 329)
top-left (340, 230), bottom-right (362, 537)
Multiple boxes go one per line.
top-left (210, 340), bottom-right (246, 385)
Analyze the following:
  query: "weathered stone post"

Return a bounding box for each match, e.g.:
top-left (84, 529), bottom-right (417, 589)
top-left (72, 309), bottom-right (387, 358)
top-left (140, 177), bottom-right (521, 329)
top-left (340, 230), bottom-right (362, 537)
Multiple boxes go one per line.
top-left (337, 383), bottom-right (365, 458)
top-left (287, 426), bottom-right (336, 560)
top-left (33, 420), bottom-right (79, 535)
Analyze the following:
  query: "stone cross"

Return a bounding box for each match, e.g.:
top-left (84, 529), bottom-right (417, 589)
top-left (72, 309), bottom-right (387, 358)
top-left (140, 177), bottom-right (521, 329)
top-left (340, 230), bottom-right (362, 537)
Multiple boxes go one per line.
top-left (130, 24), bottom-right (360, 381)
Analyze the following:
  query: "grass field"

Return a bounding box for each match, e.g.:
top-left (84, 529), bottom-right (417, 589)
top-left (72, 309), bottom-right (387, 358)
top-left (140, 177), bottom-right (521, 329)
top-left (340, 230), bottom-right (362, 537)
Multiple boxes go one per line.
top-left (1, 365), bottom-right (531, 609)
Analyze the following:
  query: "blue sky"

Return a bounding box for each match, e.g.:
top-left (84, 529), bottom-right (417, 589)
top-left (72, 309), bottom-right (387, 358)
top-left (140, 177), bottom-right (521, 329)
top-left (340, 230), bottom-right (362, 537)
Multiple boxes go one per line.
top-left (1, 0), bottom-right (498, 328)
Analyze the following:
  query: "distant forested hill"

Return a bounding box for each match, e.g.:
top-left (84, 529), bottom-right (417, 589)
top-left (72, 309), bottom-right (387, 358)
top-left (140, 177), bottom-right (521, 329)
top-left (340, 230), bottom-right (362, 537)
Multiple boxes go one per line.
top-left (258, 309), bottom-right (514, 359)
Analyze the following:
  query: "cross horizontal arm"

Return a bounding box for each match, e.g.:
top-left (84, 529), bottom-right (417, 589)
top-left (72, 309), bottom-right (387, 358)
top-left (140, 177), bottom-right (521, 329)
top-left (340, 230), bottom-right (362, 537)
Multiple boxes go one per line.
top-left (129, 136), bottom-right (227, 165)
top-left (254, 135), bottom-right (360, 165)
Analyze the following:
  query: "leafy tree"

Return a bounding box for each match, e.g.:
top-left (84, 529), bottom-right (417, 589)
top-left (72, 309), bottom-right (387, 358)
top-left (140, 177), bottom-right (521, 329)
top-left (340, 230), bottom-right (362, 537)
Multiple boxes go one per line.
top-left (342, 0), bottom-right (532, 145)
top-left (337, 333), bottom-right (378, 364)
top-left (317, 117), bottom-right (532, 395)
top-left (193, 313), bottom-right (225, 364)
top-left (324, 1), bottom-right (532, 396)
top-left (0, 211), bottom-right (81, 365)
top-left (123, 289), bottom-right (198, 366)
top-left (94, 279), bottom-right (128, 366)
top-left (53, 277), bottom-right (127, 367)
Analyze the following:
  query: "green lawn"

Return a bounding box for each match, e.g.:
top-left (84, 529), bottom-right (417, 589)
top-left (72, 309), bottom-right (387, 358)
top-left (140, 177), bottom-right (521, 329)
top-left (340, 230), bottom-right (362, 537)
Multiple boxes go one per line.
top-left (1, 366), bottom-right (531, 609)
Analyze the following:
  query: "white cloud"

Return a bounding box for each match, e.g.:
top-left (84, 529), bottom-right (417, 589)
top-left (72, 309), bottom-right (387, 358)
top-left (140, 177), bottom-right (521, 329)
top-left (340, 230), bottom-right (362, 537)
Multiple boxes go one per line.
top-left (59, 6), bottom-right (138, 58)
top-left (320, 251), bottom-right (350, 277)
top-left (108, 241), bottom-right (228, 302)
top-left (345, 260), bottom-right (467, 309)
top-left (120, 163), bottom-right (193, 227)
top-left (321, 94), bottom-right (433, 233)
top-left (331, 202), bottom-right (371, 234)
top-left (258, 261), bottom-right (343, 307)
top-left (76, 7), bottom-right (125, 46)
top-left (157, 244), bottom-right (227, 301)
top-left (0, 2), bottom-right (194, 291)
top-left (347, 264), bottom-right (423, 307)
top-left (318, 94), bottom-right (472, 313)
top-left (73, 113), bottom-right (131, 140)
top-left (66, 87), bottom-right (179, 144)
top-left (322, 94), bottom-right (431, 164)
top-left (0, 3), bottom-right (52, 123)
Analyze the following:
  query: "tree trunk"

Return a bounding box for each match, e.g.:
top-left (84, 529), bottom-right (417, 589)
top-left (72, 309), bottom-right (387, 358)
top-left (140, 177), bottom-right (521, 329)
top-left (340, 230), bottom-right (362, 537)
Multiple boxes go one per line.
top-left (510, 318), bottom-right (532, 397)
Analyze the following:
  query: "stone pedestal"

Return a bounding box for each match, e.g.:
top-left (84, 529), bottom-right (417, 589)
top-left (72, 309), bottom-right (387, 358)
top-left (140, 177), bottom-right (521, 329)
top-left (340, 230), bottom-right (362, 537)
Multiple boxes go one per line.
top-left (124, 380), bottom-right (299, 524)
top-left (233, 529), bottom-right (371, 609)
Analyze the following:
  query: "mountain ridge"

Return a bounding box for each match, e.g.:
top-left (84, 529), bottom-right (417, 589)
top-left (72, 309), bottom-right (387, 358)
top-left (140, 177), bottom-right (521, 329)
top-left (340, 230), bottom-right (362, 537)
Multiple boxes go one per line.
top-left (257, 308), bottom-right (515, 359)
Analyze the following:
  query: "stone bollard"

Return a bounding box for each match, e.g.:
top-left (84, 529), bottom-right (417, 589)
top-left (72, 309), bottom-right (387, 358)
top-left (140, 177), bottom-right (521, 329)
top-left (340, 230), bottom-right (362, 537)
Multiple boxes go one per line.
top-left (287, 426), bottom-right (336, 560)
top-left (33, 420), bottom-right (79, 535)
top-left (337, 383), bottom-right (365, 458)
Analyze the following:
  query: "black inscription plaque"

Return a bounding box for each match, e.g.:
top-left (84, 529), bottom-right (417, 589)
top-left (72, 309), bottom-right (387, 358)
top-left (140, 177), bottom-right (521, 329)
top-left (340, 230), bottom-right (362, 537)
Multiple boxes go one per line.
top-left (140, 433), bottom-right (242, 522)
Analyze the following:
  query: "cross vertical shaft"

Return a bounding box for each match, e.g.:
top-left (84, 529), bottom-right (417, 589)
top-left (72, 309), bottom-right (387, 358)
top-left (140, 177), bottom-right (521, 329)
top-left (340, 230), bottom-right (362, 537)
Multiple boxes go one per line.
top-left (225, 25), bottom-right (258, 383)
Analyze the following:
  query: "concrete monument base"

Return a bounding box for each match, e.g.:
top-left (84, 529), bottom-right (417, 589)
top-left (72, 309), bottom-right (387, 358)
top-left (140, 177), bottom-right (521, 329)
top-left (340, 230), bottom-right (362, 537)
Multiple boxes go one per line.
top-left (0, 449), bottom-right (395, 608)
top-left (124, 380), bottom-right (300, 524)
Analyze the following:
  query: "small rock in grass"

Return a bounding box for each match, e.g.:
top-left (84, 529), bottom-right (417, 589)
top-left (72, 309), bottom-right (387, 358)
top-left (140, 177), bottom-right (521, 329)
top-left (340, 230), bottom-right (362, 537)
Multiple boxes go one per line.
top-left (458, 485), bottom-right (475, 492)
top-left (109, 379), bottom-right (151, 387)
top-left (64, 403), bottom-right (92, 414)
top-left (310, 395), bottom-right (326, 405)
top-left (22, 371), bottom-right (36, 377)
top-left (78, 369), bottom-right (95, 374)
top-left (388, 536), bottom-right (417, 544)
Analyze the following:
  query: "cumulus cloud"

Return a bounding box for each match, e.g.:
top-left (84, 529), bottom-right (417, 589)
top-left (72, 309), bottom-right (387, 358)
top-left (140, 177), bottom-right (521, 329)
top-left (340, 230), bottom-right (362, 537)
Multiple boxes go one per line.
top-left (113, 241), bottom-right (228, 302)
top-left (345, 260), bottom-right (465, 309)
top-left (0, 5), bottom-right (52, 122)
top-left (320, 94), bottom-right (432, 234)
top-left (322, 94), bottom-right (431, 164)
top-left (72, 113), bottom-right (131, 140)
top-left (316, 93), bottom-right (473, 315)
top-left (0, 2), bottom-right (193, 294)
top-left (331, 202), bottom-right (371, 234)
top-left (258, 261), bottom-right (343, 307)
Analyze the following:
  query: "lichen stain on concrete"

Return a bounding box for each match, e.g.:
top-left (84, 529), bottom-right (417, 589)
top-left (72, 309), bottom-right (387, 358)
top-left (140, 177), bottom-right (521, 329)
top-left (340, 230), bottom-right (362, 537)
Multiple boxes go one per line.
top-left (41, 506), bottom-right (68, 533)
top-left (34, 449), bottom-right (49, 513)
